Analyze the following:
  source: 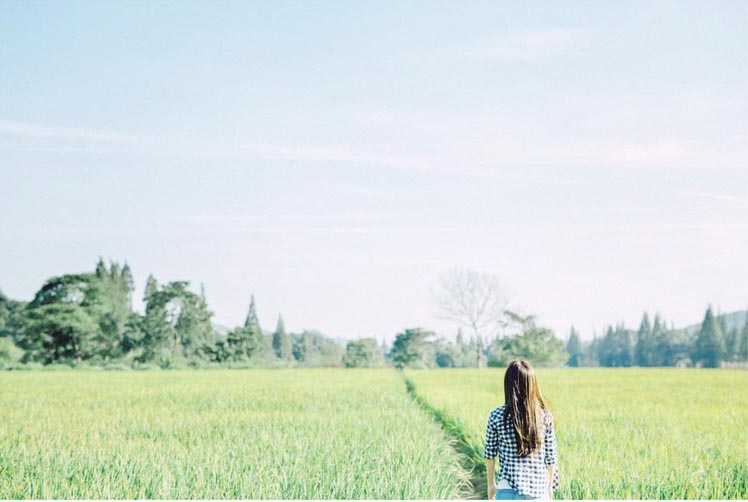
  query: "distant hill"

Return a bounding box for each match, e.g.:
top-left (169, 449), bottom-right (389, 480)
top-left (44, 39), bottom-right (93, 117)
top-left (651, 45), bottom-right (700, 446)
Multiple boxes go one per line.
top-left (682, 310), bottom-right (747, 336)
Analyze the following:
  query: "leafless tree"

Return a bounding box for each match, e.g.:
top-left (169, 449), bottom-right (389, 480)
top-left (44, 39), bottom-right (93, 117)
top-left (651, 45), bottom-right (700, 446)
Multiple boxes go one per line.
top-left (434, 269), bottom-right (509, 368)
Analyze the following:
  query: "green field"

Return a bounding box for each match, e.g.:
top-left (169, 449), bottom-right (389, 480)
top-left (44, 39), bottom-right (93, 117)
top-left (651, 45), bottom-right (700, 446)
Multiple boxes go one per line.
top-left (406, 368), bottom-right (748, 500)
top-left (0, 369), bottom-right (466, 499)
top-left (1, 368), bottom-right (746, 499)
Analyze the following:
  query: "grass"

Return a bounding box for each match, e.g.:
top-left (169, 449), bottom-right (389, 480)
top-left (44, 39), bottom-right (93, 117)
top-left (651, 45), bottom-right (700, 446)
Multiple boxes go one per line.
top-left (2, 367), bottom-right (746, 499)
top-left (403, 375), bottom-right (486, 499)
top-left (405, 367), bottom-right (748, 500)
top-left (0, 369), bottom-right (469, 499)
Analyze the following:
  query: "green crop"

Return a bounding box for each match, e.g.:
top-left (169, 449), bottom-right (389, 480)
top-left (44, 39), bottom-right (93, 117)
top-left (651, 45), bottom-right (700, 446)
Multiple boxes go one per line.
top-left (0, 369), bottom-right (468, 499)
top-left (405, 368), bottom-right (748, 500)
top-left (2, 368), bottom-right (745, 499)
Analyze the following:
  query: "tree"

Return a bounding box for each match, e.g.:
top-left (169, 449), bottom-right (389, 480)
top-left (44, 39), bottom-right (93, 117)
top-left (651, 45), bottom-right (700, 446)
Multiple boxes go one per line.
top-left (388, 328), bottom-right (434, 369)
top-left (343, 338), bottom-right (384, 368)
top-left (656, 329), bottom-right (691, 367)
top-left (15, 303), bottom-right (100, 364)
top-left (724, 326), bottom-right (740, 363)
top-left (739, 313), bottom-right (748, 363)
top-left (226, 296), bottom-right (263, 361)
top-left (693, 306), bottom-right (725, 368)
top-left (435, 269), bottom-right (508, 368)
top-left (95, 258), bottom-right (107, 280)
top-left (272, 315), bottom-right (292, 360)
top-left (88, 260), bottom-right (134, 360)
top-left (650, 314), bottom-right (667, 366)
top-left (0, 335), bottom-right (23, 366)
top-left (635, 313), bottom-right (654, 367)
top-left (292, 331), bottom-right (308, 362)
top-left (598, 323), bottom-right (635, 367)
top-left (15, 270), bottom-right (128, 363)
top-left (142, 281), bottom-right (213, 362)
top-left (0, 290), bottom-right (9, 334)
top-left (291, 330), bottom-right (344, 367)
top-left (566, 326), bottom-right (582, 367)
top-left (121, 263), bottom-right (135, 308)
top-left (144, 274), bottom-right (159, 303)
top-left (433, 338), bottom-right (462, 368)
top-left (500, 314), bottom-right (566, 367)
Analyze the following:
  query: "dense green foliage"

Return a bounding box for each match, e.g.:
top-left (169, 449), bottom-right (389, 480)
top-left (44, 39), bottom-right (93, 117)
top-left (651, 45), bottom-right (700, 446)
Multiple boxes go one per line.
top-left (1, 261), bottom-right (744, 369)
top-left (0, 370), bottom-right (469, 499)
top-left (271, 315), bottom-right (292, 360)
top-left (0, 261), bottom-right (351, 369)
top-left (388, 328), bottom-right (436, 369)
top-left (406, 368), bottom-right (748, 500)
top-left (574, 307), bottom-right (747, 368)
top-left (343, 337), bottom-right (384, 368)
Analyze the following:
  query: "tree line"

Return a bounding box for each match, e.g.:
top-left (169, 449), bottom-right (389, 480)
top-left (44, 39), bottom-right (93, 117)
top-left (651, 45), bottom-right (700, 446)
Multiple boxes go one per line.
top-left (0, 260), bottom-right (744, 369)
top-left (565, 308), bottom-right (748, 368)
top-left (0, 260), bottom-right (344, 369)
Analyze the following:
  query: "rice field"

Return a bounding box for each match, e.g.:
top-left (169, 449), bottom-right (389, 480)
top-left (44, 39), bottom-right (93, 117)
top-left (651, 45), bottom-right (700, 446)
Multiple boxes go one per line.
top-left (405, 368), bottom-right (748, 500)
top-left (0, 369), bottom-right (468, 499)
top-left (1, 368), bottom-right (746, 499)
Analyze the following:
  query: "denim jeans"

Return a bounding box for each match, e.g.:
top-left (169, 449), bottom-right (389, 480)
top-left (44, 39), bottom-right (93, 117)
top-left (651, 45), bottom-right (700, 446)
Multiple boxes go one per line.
top-left (495, 487), bottom-right (537, 500)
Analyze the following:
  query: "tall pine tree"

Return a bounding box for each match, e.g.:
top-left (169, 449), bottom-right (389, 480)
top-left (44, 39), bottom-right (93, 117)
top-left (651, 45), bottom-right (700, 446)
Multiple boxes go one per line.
top-left (693, 306), bottom-right (725, 368)
top-left (144, 274), bottom-right (158, 303)
top-left (650, 313), bottom-right (665, 366)
top-left (740, 312), bottom-right (748, 362)
top-left (272, 315), bottom-right (292, 360)
top-left (566, 326), bottom-right (582, 367)
top-left (635, 312), bottom-right (653, 367)
top-left (227, 295), bottom-right (263, 360)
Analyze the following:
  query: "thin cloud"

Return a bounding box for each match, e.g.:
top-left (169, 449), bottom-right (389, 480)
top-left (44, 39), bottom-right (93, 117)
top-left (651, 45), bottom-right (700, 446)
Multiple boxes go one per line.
top-left (4, 117), bottom-right (743, 181)
top-left (0, 118), bottom-right (579, 184)
top-left (0, 120), bottom-right (144, 144)
top-left (682, 190), bottom-right (748, 206)
top-left (459, 28), bottom-right (589, 62)
top-left (171, 212), bottom-right (386, 225)
top-left (0, 119), bottom-right (433, 172)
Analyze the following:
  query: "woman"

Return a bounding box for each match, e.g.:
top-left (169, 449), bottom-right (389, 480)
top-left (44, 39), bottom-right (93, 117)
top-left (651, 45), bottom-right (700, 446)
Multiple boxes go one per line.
top-left (484, 359), bottom-right (558, 500)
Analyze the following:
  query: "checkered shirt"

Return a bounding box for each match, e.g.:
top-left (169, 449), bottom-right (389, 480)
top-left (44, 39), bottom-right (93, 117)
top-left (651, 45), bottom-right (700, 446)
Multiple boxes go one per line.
top-left (483, 405), bottom-right (559, 499)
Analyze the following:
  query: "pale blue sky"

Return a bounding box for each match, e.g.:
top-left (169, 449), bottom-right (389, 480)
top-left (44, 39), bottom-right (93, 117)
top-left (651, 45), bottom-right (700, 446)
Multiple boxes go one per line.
top-left (1, 1), bottom-right (746, 341)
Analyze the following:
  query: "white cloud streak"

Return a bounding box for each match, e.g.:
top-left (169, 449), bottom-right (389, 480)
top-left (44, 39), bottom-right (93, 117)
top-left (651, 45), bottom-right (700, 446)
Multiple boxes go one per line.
top-left (459, 28), bottom-right (589, 62)
top-left (682, 190), bottom-right (748, 206)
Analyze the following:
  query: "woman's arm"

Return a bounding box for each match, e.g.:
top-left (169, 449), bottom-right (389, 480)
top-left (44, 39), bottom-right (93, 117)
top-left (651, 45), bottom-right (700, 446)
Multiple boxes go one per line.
top-left (486, 458), bottom-right (496, 500)
top-left (483, 410), bottom-right (500, 500)
top-left (544, 411), bottom-right (557, 500)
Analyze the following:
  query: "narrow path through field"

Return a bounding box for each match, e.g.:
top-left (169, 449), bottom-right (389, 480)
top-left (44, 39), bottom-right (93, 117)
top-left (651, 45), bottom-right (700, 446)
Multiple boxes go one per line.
top-left (401, 374), bottom-right (487, 500)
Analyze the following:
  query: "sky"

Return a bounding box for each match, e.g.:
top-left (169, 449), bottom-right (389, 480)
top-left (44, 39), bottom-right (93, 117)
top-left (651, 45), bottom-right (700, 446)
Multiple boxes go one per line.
top-left (1, 1), bottom-right (746, 342)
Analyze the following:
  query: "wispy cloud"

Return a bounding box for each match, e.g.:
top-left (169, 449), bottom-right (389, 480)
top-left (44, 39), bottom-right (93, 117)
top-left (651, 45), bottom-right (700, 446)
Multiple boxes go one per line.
top-left (2, 116), bottom-right (744, 181)
top-left (0, 120), bottom-right (143, 143)
top-left (0, 119), bottom-right (433, 172)
top-left (682, 190), bottom-right (748, 206)
top-left (458, 28), bottom-right (589, 62)
top-left (0, 118), bottom-right (579, 184)
top-left (171, 212), bottom-right (386, 226)
top-left (321, 182), bottom-right (427, 201)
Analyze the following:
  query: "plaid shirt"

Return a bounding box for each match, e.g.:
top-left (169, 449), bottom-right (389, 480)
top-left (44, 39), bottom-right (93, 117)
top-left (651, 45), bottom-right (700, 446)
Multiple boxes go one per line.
top-left (483, 405), bottom-right (559, 499)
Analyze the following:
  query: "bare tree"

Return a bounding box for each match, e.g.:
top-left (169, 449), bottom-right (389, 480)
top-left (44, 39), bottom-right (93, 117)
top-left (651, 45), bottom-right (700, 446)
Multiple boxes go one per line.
top-left (434, 269), bottom-right (509, 368)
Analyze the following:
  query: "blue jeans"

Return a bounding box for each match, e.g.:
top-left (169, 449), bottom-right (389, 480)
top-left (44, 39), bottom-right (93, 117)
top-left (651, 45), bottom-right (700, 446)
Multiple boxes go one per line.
top-left (496, 487), bottom-right (537, 500)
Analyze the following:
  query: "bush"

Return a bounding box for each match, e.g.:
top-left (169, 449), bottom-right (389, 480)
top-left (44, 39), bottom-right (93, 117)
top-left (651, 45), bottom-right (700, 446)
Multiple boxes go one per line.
top-left (0, 336), bottom-right (23, 364)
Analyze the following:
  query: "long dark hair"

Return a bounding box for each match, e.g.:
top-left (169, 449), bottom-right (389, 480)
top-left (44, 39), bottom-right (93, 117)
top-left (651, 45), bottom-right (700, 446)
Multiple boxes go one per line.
top-left (503, 358), bottom-right (549, 457)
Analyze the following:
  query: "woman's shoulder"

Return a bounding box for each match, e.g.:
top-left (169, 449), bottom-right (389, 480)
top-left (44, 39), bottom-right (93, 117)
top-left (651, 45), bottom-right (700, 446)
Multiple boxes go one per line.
top-left (488, 404), bottom-right (507, 421)
top-left (542, 407), bottom-right (555, 426)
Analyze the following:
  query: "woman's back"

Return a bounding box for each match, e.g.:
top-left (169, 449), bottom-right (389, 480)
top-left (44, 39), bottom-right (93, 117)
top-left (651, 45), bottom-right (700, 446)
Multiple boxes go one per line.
top-left (484, 359), bottom-right (558, 500)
